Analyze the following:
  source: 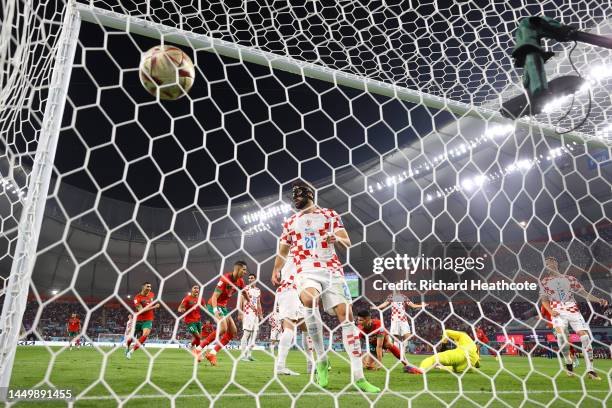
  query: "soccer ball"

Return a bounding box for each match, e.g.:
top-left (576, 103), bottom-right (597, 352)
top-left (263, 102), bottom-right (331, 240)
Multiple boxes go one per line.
top-left (139, 45), bottom-right (195, 100)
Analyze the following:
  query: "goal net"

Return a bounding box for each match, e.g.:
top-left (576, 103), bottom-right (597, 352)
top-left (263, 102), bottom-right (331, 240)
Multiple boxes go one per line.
top-left (0, 0), bottom-right (610, 406)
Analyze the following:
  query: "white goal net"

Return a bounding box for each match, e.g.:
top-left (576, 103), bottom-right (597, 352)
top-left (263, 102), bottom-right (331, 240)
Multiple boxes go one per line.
top-left (0, 0), bottom-right (611, 406)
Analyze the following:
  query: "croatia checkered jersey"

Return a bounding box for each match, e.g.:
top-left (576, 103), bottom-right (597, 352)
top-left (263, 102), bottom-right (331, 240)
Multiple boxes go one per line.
top-left (279, 207), bottom-right (345, 277)
top-left (243, 286), bottom-right (261, 316)
top-left (386, 293), bottom-right (412, 322)
top-left (277, 259), bottom-right (298, 293)
top-left (539, 273), bottom-right (584, 313)
top-left (269, 309), bottom-right (281, 331)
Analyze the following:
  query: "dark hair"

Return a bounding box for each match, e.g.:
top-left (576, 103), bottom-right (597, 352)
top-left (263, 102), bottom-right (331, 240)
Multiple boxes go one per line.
top-left (234, 261), bottom-right (247, 268)
top-left (142, 282), bottom-right (151, 286)
top-left (248, 273), bottom-right (256, 277)
top-left (357, 309), bottom-right (371, 318)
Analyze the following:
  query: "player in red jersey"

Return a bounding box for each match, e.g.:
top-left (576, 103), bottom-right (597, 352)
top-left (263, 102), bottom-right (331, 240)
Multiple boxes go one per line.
top-left (178, 285), bottom-right (206, 361)
top-left (202, 320), bottom-right (214, 338)
top-left (356, 309), bottom-right (422, 374)
top-left (199, 261), bottom-right (251, 365)
top-left (475, 326), bottom-right (496, 359)
top-left (67, 313), bottom-right (81, 350)
top-left (125, 282), bottom-right (160, 359)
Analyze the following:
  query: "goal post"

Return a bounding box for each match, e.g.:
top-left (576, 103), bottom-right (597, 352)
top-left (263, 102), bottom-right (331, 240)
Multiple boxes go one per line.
top-left (0, 3), bottom-right (81, 391)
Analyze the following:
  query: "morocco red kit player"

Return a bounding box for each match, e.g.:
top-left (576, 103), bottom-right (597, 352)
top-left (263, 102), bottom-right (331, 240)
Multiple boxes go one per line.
top-left (356, 309), bottom-right (422, 374)
top-left (178, 285), bottom-right (205, 361)
top-left (67, 313), bottom-right (81, 350)
top-left (126, 282), bottom-right (160, 359)
top-left (199, 261), bottom-right (250, 365)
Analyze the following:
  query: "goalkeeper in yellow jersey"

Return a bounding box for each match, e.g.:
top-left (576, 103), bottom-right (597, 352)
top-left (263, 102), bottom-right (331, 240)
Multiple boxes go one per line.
top-left (420, 329), bottom-right (480, 373)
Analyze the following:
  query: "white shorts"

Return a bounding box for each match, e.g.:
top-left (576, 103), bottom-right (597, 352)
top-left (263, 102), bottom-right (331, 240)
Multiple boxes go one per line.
top-left (552, 309), bottom-right (589, 333)
top-left (243, 314), bottom-right (259, 331)
top-left (390, 320), bottom-right (411, 336)
top-left (277, 289), bottom-right (304, 322)
top-left (270, 327), bottom-right (281, 342)
top-left (296, 269), bottom-right (351, 316)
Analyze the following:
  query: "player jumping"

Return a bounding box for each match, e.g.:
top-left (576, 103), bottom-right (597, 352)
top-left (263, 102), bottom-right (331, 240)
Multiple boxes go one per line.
top-left (271, 180), bottom-right (380, 393)
top-left (356, 309), bottom-right (422, 374)
top-left (178, 284), bottom-right (206, 362)
top-left (420, 329), bottom-right (481, 373)
top-left (539, 256), bottom-right (607, 380)
top-left (126, 282), bottom-right (160, 359)
top-left (199, 261), bottom-right (250, 366)
top-left (372, 291), bottom-right (426, 361)
top-left (67, 313), bottom-right (81, 350)
top-left (239, 273), bottom-right (262, 361)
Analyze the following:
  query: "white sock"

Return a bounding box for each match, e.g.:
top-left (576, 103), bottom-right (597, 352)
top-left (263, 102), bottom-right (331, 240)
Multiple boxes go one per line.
top-left (580, 334), bottom-right (594, 371)
top-left (277, 329), bottom-right (294, 369)
top-left (248, 329), bottom-right (258, 357)
top-left (270, 344), bottom-right (276, 355)
top-left (240, 331), bottom-right (251, 355)
top-left (556, 333), bottom-right (571, 364)
top-left (301, 330), bottom-right (314, 363)
top-left (304, 307), bottom-right (326, 363)
top-left (341, 322), bottom-right (364, 381)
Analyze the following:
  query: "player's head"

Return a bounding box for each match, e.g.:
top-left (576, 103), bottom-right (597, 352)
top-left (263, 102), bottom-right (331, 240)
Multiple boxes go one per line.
top-left (544, 256), bottom-right (559, 273)
top-left (191, 285), bottom-right (200, 296)
top-left (141, 282), bottom-right (152, 294)
top-left (356, 309), bottom-right (372, 327)
top-left (291, 180), bottom-right (314, 210)
top-left (71, 313), bottom-right (77, 318)
top-left (234, 261), bottom-right (248, 277)
top-left (248, 273), bottom-right (256, 285)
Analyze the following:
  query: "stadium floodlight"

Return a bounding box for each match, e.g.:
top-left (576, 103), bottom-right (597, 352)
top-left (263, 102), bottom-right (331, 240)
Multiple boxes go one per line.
top-left (51, 290), bottom-right (58, 295)
top-left (501, 16), bottom-right (612, 119)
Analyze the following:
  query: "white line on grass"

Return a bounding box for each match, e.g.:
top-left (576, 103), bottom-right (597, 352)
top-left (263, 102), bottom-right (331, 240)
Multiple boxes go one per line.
top-left (75, 390), bottom-right (610, 401)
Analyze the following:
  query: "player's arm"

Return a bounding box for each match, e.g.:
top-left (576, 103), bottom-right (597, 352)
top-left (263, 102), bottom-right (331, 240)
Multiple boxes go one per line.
top-left (138, 302), bottom-right (160, 314)
top-left (328, 227), bottom-right (351, 250)
top-left (540, 298), bottom-right (557, 317)
top-left (209, 290), bottom-right (222, 318)
top-left (372, 301), bottom-right (390, 311)
top-left (237, 293), bottom-right (246, 320)
top-left (272, 242), bottom-right (290, 286)
top-left (257, 297), bottom-right (263, 319)
top-left (575, 287), bottom-right (608, 306)
top-left (407, 300), bottom-right (427, 308)
top-left (178, 297), bottom-right (187, 313)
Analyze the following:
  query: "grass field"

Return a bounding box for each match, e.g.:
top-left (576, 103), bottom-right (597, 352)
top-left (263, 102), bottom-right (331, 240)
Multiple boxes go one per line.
top-left (7, 346), bottom-right (611, 407)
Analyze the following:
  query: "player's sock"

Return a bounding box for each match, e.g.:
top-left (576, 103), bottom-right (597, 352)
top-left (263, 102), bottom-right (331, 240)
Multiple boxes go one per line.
top-left (304, 307), bottom-right (327, 363)
top-left (302, 331), bottom-right (314, 364)
top-left (270, 344), bottom-right (276, 355)
top-left (240, 330), bottom-right (251, 356)
top-left (132, 334), bottom-right (148, 351)
top-left (213, 332), bottom-right (233, 353)
top-left (580, 334), bottom-right (594, 372)
top-left (276, 329), bottom-right (294, 369)
top-left (126, 338), bottom-right (133, 349)
top-left (555, 333), bottom-right (571, 365)
top-left (341, 322), bottom-right (364, 381)
top-left (388, 344), bottom-right (405, 364)
top-left (191, 336), bottom-right (200, 348)
top-left (200, 330), bottom-right (216, 349)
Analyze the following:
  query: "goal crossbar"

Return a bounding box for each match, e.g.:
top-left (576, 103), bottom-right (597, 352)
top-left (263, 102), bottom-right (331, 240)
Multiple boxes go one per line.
top-left (76, 4), bottom-right (603, 147)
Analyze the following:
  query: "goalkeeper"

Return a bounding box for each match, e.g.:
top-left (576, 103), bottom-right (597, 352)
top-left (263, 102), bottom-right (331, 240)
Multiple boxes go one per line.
top-left (420, 329), bottom-right (480, 373)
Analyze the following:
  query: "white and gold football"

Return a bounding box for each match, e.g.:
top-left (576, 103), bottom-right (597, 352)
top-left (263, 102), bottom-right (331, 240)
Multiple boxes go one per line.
top-left (139, 45), bottom-right (195, 100)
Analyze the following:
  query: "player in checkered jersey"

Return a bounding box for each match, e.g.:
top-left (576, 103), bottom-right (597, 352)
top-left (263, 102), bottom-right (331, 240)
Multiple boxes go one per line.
top-left (239, 273), bottom-right (263, 361)
top-left (271, 181), bottom-right (380, 393)
top-left (539, 256), bottom-right (608, 380)
top-left (373, 290), bottom-right (426, 361)
top-left (272, 258), bottom-right (315, 376)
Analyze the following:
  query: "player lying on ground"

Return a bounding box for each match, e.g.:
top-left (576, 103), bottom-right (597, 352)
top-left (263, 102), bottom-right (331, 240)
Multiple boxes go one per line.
top-left (372, 290), bottom-right (426, 361)
top-left (539, 256), bottom-right (608, 380)
top-left (178, 284), bottom-right (206, 362)
top-left (271, 180), bottom-right (380, 393)
top-left (239, 273), bottom-right (263, 362)
top-left (199, 261), bottom-right (251, 366)
top-left (356, 309), bottom-right (422, 374)
top-left (67, 313), bottom-right (81, 350)
top-left (420, 329), bottom-right (480, 373)
top-left (271, 259), bottom-right (315, 375)
top-left (126, 282), bottom-right (160, 359)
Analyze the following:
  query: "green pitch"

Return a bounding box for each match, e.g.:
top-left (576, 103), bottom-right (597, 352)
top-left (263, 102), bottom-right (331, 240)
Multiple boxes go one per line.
top-left (8, 346), bottom-right (611, 407)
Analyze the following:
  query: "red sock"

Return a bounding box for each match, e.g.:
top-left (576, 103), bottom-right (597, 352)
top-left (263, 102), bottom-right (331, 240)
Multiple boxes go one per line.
top-left (388, 344), bottom-right (404, 363)
top-left (214, 332), bottom-right (234, 352)
top-left (200, 330), bottom-right (216, 348)
top-left (126, 338), bottom-right (133, 348)
top-left (132, 335), bottom-right (148, 351)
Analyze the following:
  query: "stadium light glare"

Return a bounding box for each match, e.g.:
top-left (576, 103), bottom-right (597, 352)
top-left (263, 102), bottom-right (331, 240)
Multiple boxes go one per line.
top-left (51, 289), bottom-right (58, 295)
